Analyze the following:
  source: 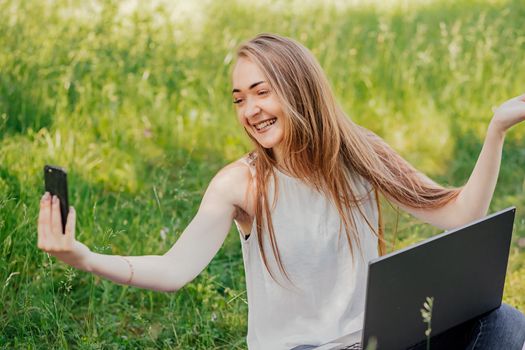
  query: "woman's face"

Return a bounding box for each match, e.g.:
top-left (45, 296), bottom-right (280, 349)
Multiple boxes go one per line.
top-left (232, 57), bottom-right (285, 151)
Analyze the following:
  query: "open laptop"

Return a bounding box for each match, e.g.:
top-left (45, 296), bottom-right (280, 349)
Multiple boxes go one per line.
top-left (316, 206), bottom-right (516, 350)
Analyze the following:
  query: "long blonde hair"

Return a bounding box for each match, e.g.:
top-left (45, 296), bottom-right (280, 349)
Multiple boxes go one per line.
top-left (236, 33), bottom-right (461, 285)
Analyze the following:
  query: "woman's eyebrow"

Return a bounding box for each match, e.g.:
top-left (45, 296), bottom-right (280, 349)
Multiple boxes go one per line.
top-left (232, 81), bottom-right (266, 94)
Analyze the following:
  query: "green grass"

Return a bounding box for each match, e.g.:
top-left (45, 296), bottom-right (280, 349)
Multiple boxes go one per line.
top-left (1, 0), bottom-right (525, 348)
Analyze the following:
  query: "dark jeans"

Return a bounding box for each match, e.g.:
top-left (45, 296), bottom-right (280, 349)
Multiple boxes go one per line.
top-left (408, 303), bottom-right (525, 350)
top-left (291, 303), bottom-right (525, 350)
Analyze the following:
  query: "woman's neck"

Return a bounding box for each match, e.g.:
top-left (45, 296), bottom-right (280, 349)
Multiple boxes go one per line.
top-left (272, 145), bottom-right (296, 176)
top-left (272, 144), bottom-right (284, 167)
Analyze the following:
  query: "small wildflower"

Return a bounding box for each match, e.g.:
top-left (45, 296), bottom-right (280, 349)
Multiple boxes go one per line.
top-left (160, 227), bottom-right (169, 240)
top-left (420, 296), bottom-right (434, 350)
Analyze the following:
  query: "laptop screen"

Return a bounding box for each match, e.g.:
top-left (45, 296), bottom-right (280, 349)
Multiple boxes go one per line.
top-left (361, 207), bottom-right (515, 350)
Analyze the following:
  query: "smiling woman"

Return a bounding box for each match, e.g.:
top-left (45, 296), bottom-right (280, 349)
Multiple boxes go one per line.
top-left (232, 61), bottom-right (285, 153)
top-left (36, 32), bottom-right (525, 350)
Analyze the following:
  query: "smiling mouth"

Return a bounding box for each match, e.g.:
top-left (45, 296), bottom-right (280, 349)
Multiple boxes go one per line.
top-left (253, 118), bottom-right (277, 131)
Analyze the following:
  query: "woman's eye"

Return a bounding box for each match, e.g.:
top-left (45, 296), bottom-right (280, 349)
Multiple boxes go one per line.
top-left (233, 98), bottom-right (243, 104)
top-left (258, 90), bottom-right (269, 96)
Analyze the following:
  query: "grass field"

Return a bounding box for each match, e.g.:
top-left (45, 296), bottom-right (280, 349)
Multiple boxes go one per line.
top-left (1, 0), bottom-right (525, 348)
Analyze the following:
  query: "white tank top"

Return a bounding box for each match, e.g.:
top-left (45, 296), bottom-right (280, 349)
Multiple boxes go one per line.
top-left (234, 157), bottom-right (380, 350)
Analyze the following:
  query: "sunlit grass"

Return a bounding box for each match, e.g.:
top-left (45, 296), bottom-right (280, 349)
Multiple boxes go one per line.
top-left (1, 0), bottom-right (525, 348)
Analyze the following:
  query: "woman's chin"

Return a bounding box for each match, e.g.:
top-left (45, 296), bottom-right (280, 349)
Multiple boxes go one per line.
top-left (255, 137), bottom-right (281, 149)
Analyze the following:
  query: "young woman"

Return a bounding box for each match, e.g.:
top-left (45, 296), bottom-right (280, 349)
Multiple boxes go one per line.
top-left (37, 33), bottom-right (525, 349)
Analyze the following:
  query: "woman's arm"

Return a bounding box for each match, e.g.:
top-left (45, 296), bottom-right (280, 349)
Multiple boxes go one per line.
top-left (37, 162), bottom-right (250, 292)
top-left (388, 94), bottom-right (525, 230)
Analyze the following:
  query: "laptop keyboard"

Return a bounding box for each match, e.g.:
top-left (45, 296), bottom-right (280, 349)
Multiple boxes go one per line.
top-left (340, 343), bottom-right (361, 350)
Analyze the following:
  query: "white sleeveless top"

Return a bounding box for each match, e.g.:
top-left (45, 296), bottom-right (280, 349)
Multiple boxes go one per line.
top-left (234, 157), bottom-right (380, 350)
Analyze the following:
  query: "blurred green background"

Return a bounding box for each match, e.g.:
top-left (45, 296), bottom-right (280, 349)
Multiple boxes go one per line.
top-left (1, 0), bottom-right (525, 348)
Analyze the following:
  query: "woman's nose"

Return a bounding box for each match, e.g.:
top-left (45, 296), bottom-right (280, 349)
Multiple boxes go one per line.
top-left (244, 99), bottom-right (261, 119)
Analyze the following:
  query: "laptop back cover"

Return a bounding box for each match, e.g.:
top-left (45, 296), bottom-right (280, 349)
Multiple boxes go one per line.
top-left (361, 207), bottom-right (515, 350)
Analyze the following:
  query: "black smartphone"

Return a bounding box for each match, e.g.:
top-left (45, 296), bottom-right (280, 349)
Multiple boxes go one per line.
top-left (43, 165), bottom-right (69, 234)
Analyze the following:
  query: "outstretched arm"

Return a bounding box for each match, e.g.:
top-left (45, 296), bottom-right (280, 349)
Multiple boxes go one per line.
top-left (390, 93), bottom-right (525, 230)
top-left (37, 162), bottom-right (250, 292)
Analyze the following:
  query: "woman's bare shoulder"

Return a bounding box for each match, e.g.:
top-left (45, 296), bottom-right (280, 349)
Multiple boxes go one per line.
top-left (216, 154), bottom-right (254, 180)
top-left (209, 154), bottom-right (255, 208)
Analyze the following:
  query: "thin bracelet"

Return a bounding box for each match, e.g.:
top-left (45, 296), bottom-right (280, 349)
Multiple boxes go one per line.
top-left (121, 256), bottom-right (134, 285)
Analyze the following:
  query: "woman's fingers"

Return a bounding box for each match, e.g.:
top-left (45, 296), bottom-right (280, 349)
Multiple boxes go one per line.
top-left (38, 194), bottom-right (77, 254)
top-left (65, 207), bottom-right (76, 240)
top-left (37, 192), bottom-right (51, 248)
top-left (50, 195), bottom-right (64, 235)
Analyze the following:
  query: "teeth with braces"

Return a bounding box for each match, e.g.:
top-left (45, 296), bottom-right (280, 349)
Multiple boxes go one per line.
top-left (255, 118), bottom-right (277, 131)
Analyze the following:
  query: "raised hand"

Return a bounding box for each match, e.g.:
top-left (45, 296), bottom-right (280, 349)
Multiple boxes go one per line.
top-left (490, 93), bottom-right (525, 134)
top-left (37, 192), bottom-right (92, 270)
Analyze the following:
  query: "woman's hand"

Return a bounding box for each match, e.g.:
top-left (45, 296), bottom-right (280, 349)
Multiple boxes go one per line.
top-left (37, 192), bottom-right (92, 271)
top-left (490, 93), bottom-right (525, 135)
